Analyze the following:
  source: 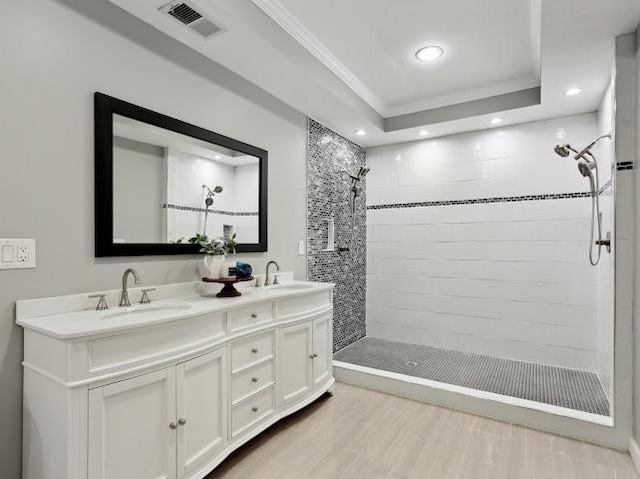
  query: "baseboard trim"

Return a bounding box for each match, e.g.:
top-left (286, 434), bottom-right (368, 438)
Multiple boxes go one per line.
top-left (629, 437), bottom-right (640, 474)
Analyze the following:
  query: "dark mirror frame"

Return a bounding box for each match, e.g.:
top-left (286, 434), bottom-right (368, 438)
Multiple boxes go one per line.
top-left (94, 92), bottom-right (268, 257)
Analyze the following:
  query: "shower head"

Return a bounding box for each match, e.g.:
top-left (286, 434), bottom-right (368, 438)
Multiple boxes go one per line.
top-left (554, 144), bottom-right (572, 158)
top-left (357, 167), bottom-right (371, 179)
top-left (577, 158), bottom-right (594, 178)
top-left (203, 185), bottom-right (223, 207)
top-left (343, 167), bottom-right (371, 182)
top-left (203, 185), bottom-right (223, 195)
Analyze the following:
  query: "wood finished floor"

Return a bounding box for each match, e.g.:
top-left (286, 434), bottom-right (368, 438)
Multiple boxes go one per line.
top-left (207, 383), bottom-right (638, 479)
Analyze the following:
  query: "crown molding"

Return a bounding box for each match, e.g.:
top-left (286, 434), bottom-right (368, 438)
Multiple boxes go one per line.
top-left (251, 0), bottom-right (387, 115)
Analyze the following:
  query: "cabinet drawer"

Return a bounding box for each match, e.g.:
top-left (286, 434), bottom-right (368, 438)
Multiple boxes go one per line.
top-left (228, 302), bottom-right (274, 334)
top-left (231, 359), bottom-right (275, 404)
top-left (231, 386), bottom-right (275, 438)
top-left (230, 331), bottom-right (274, 372)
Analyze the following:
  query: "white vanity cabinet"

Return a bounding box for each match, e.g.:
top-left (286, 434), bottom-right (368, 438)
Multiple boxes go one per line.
top-left (18, 283), bottom-right (334, 479)
top-left (87, 348), bottom-right (227, 479)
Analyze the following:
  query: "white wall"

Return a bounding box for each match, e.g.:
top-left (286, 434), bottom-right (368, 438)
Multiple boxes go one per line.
top-left (0, 0), bottom-right (307, 477)
top-left (233, 164), bottom-right (261, 242)
top-left (113, 137), bottom-right (165, 243)
top-left (367, 114), bottom-right (606, 371)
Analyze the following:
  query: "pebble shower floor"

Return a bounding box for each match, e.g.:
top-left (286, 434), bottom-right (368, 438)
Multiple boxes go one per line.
top-left (334, 337), bottom-right (610, 416)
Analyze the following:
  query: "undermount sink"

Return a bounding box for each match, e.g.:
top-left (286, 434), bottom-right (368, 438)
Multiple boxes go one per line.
top-left (103, 304), bottom-right (192, 320)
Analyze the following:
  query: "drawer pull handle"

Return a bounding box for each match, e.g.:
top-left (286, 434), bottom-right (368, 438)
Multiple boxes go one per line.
top-left (251, 348), bottom-right (259, 353)
top-left (178, 418), bottom-right (187, 426)
top-left (252, 406), bottom-right (259, 412)
top-left (169, 422), bottom-right (178, 430)
top-left (251, 377), bottom-right (259, 383)
top-left (251, 313), bottom-right (258, 318)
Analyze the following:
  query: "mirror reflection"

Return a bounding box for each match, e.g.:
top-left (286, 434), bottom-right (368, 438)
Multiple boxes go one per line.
top-left (112, 115), bottom-right (260, 245)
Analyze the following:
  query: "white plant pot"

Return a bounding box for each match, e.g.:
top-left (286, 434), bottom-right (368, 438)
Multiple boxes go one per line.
top-left (203, 254), bottom-right (225, 279)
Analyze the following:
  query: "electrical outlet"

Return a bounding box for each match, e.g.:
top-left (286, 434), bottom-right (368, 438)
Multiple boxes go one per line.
top-left (0, 239), bottom-right (36, 270)
top-left (18, 245), bottom-right (29, 263)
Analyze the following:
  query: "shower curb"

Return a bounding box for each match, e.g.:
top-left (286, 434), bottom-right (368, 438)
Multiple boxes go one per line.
top-left (334, 361), bottom-right (628, 451)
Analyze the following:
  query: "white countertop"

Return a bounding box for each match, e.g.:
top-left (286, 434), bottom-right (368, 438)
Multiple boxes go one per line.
top-left (16, 281), bottom-right (334, 340)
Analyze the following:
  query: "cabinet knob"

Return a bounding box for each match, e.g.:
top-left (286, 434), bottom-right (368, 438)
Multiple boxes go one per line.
top-left (251, 313), bottom-right (258, 318)
top-left (169, 422), bottom-right (178, 430)
top-left (309, 354), bottom-right (315, 359)
top-left (252, 406), bottom-right (259, 412)
top-left (178, 418), bottom-right (187, 426)
top-left (251, 348), bottom-right (258, 353)
top-left (251, 377), bottom-right (258, 383)
top-left (313, 353), bottom-right (319, 358)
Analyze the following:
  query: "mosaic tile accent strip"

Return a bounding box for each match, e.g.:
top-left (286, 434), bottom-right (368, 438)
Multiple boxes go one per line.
top-left (334, 337), bottom-right (610, 416)
top-left (307, 118), bottom-right (367, 352)
top-left (368, 192), bottom-right (595, 211)
top-left (616, 161), bottom-right (634, 171)
top-left (163, 204), bottom-right (258, 216)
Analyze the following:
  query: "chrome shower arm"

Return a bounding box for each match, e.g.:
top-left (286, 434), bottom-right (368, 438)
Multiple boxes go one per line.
top-left (575, 134), bottom-right (612, 161)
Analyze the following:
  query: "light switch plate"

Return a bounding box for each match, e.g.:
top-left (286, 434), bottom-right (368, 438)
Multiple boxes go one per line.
top-left (298, 240), bottom-right (305, 256)
top-left (0, 239), bottom-right (36, 269)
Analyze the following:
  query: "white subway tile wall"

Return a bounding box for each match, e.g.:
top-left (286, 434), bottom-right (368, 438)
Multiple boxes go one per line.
top-left (366, 113), bottom-right (612, 371)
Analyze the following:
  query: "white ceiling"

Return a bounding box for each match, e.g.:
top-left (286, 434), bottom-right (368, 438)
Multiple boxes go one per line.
top-left (265, 0), bottom-right (541, 117)
top-left (110, 0), bottom-right (640, 148)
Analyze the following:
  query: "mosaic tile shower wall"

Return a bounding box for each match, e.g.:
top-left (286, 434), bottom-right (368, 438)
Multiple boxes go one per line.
top-left (307, 118), bottom-right (367, 352)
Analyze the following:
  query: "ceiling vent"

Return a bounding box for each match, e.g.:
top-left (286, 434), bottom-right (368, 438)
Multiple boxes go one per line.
top-left (160, 1), bottom-right (226, 39)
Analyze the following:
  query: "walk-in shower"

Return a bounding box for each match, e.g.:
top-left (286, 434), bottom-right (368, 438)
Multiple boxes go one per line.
top-left (327, 114), bottom-right (615, 429)
top-left (554, 134), bottom-right (612, 265)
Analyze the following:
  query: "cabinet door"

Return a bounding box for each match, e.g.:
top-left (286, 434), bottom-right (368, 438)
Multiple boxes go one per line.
top-left (88, 368), bottom-right (176, 479)
top-left (176, 349), bottom-right (226, 479)
top-left (278, 321), bottom-right (313, 406)
top-left (312, 315), bottom-right (332, 389)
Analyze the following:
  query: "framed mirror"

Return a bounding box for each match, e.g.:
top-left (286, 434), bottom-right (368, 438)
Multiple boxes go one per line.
top-left (95, 93), bottom-right (268, 257)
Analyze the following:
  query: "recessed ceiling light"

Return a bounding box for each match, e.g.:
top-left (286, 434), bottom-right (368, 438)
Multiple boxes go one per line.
top-left (419, 130), bottom-right (429, 136)
top-left (214, 155), bottom-right (222, 160)
top-left (415, 46), bottom-right (444, 63)
top-left (355, 129), bottom-right (367, 136)
top-left (565, 88), bottom-right (582, 96)
top-left (491, 117), bottom-right (503, 125)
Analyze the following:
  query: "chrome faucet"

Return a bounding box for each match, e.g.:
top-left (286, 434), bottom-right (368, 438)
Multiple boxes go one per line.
top-left (264, 261), bottom-right (280, 286)
top-left (120, 268), bottom-right (142, 307)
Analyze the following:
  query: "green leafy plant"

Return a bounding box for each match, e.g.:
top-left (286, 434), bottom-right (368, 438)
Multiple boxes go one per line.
top-left (195, 233), bottom-right (238, 256)
top-left (199, 237), bottom-right (225, 256)
top-left (188, 233), bottom-right (209, 245)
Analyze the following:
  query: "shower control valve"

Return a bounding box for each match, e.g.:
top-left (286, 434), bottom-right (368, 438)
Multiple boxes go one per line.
top-left (595, 232), bottom-right (612, 253)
